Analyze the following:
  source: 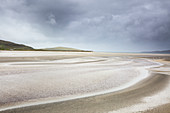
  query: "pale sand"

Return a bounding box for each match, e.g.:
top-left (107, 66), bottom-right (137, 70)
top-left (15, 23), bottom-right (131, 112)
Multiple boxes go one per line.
top-left (0, 51), bottom-right (170, 113)
top-left (1, 74), bottom-right (169, 113)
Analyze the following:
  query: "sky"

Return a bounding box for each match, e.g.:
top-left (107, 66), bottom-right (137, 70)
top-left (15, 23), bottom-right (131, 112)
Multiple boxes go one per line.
top-left (0, 0), bottom-right (170, 52)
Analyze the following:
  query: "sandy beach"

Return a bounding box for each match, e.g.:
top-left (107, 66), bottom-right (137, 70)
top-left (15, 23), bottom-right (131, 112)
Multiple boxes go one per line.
top-left (0, 51), bottom-right (170, 113)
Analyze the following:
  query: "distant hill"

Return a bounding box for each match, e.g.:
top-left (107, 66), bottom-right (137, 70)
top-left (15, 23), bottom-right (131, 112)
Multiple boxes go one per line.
top-left (0, 40), bottom-right (34, 50)
top-left (0, 39), bottom-right (92, 52)
top-left (43, 47), bottom-right (81, 51)
top-left (42, 47), bottom-right (92, 52)
top-left (142, 50), bottom-right (170, 54)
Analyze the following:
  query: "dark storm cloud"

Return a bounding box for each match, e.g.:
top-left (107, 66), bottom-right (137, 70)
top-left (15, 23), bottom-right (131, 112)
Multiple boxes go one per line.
top-left (0, 0), bottom-right (81, 33)
top-left (0, 0), bottom-right (170, 52)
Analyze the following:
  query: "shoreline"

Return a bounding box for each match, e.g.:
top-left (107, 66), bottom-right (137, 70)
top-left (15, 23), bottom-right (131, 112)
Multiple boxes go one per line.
top-left (0, 51), bottom-right (170, 113)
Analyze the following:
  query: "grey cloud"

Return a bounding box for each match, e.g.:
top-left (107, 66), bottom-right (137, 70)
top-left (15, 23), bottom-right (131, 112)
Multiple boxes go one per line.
top-left (0, 0), bottom-right (170, 52)
top-left (0, 0), bottom-right (81, 30)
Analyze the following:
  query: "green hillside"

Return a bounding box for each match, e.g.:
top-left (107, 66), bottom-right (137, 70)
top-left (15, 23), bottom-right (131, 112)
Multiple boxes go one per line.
top-left (0, 39), bottom-right (92, 52)
top-left (43, 47), bottom-right (80, 50)
top-left (0, 40), bottom-right (34, 50)
top-left (43, 47), bottom-right (92, 52)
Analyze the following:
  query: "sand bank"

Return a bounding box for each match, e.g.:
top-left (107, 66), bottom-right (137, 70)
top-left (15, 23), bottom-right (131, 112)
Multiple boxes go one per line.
top-left (0, 51), bottom-right (170, 113)
top-left (1, 73), bottom-right (169, 113)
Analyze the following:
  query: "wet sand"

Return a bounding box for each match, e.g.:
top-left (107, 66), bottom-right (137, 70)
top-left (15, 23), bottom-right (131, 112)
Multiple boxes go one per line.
top-left (142, 103), bottom-right (170, 113)
top-left (0, 51), bottom-right (170, 113)
top-left (1, 73), bottom-right (169, 113)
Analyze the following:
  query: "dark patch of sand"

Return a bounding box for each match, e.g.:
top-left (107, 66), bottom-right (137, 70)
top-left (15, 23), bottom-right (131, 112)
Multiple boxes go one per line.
top-left (141, 103), bottom-right (170, 113)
